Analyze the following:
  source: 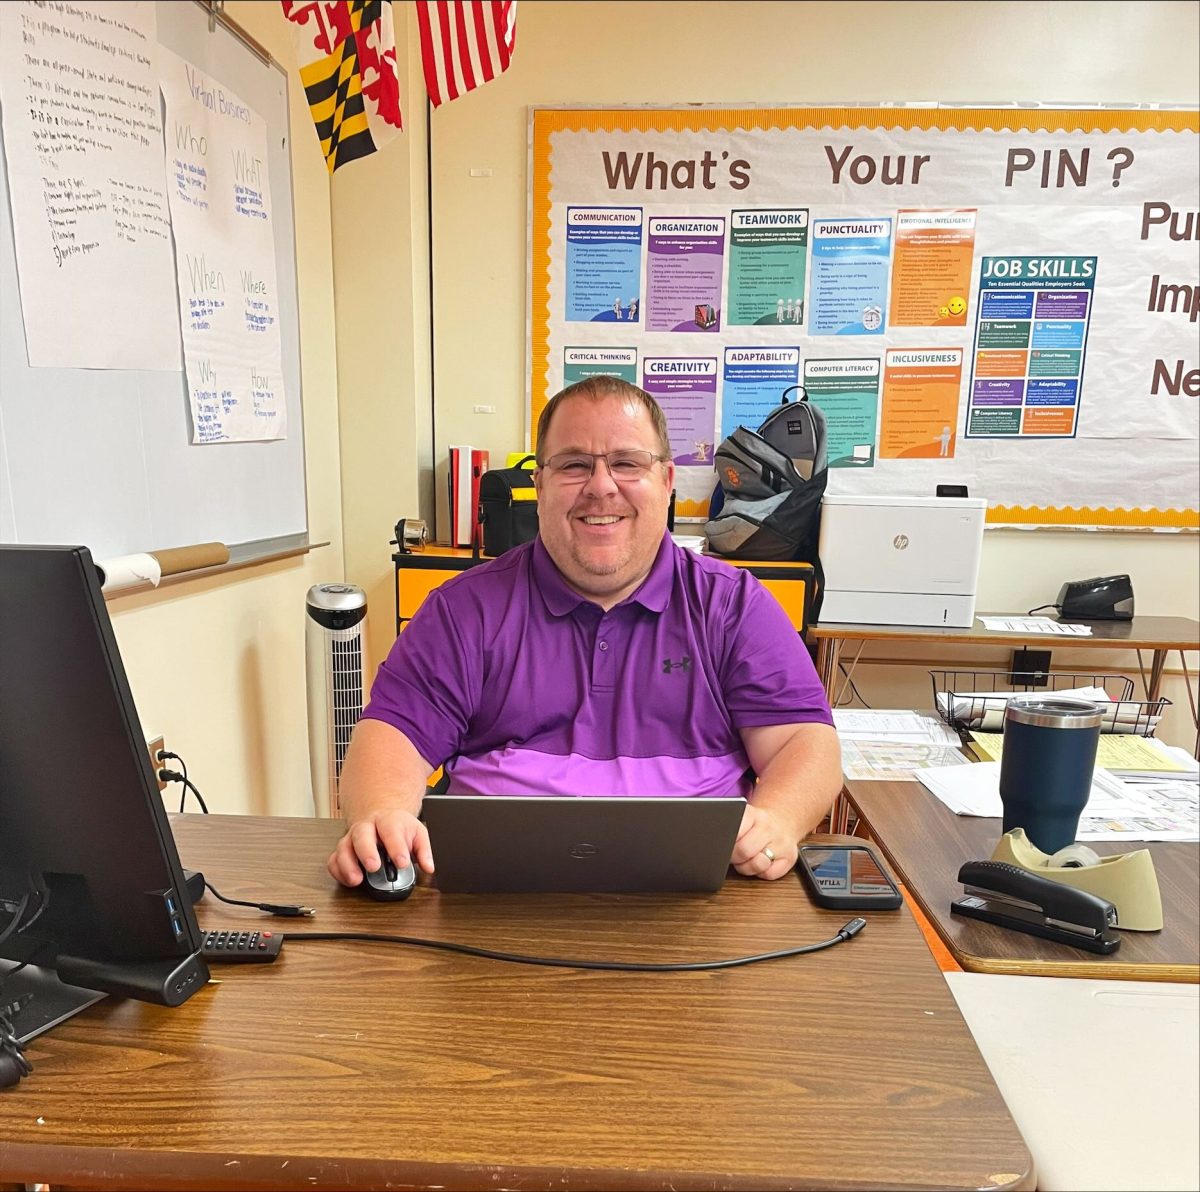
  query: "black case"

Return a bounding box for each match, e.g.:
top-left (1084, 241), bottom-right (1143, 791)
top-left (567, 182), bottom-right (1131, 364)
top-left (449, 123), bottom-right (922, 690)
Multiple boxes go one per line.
top-left (479, 455), bottom-right (539, 557)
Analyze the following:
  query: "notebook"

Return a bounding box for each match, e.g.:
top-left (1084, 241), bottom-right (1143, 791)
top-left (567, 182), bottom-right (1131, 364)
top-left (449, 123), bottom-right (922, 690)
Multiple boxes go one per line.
top-left (422, 795), bottom-right (747, 893)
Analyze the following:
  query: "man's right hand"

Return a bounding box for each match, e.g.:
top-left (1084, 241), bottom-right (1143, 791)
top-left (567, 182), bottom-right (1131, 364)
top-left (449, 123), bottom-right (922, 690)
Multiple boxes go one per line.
top-left (327, 807), bottom-right (436, 888)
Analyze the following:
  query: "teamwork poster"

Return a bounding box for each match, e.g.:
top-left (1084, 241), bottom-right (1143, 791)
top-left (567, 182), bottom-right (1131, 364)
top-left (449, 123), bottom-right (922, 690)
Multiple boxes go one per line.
top-left (563, 347), bottom-right (637, 385)
top-left (532, 106), bottom-right (1200, 527)
top-left (642, 356), bottom-right (718, 466)
top-left (564, 206), bottom-right (642, 322)
top-left (967, 256), bottom-right (1096, 438)
top-left (645, 217), bottom-right (725, 332)
top-left (721, 348), bottom-right (800, 441)
top-left (881, 349), bottom-right (965, 459)
top-left (727, 209), bottom-right (808, 325)
top-left (808, 218), bottom-right (892, 337)
top-left (803, 358), bottom-right (881, 468)
top-left (889, 210), bottom-right (977, 327)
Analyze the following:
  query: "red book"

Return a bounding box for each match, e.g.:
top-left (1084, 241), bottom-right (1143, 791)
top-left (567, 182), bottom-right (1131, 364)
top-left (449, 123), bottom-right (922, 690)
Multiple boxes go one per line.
top-left (449, 446), bottom-right (489, 547)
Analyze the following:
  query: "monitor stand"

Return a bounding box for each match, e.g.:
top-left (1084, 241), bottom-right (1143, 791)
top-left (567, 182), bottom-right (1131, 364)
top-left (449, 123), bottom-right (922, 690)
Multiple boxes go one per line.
top-left (1, 960), bottom-right (107, 1044)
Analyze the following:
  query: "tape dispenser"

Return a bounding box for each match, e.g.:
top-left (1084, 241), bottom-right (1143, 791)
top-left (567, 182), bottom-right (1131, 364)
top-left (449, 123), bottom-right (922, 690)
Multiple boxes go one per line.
top-left (990, 828), bottom-right (1163, 931)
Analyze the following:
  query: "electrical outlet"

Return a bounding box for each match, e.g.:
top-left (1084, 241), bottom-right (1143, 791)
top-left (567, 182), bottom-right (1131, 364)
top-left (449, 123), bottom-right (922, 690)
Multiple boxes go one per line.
top-left (146, 736), bottom-right (167, 790)
top-left (1010, 649), bottom-right (1052, 688)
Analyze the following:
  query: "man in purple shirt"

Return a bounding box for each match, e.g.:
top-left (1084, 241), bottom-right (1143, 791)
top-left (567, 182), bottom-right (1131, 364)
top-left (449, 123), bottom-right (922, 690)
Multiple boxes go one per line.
top-left (328, 377), bottom-right (841, 888)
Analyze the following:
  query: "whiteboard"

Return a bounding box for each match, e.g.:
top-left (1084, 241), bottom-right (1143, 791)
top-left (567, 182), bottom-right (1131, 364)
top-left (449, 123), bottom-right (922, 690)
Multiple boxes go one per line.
top-left (0, 1), bottom-right (307, 560)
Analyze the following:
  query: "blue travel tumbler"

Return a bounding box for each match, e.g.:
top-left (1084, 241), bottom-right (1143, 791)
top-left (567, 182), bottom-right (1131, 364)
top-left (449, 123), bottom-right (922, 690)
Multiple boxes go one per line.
top-left (998, 696), bottom-right (1103, 854)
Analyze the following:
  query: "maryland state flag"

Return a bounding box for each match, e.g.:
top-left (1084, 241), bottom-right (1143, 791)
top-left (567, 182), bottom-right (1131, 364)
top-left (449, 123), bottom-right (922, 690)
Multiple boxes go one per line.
top-left (282, 1), bottom-right (403, 173)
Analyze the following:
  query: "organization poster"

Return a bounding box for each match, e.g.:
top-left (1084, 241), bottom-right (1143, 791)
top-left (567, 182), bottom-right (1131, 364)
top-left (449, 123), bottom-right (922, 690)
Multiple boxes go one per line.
top-left (532, 106), bottom-right (1200, 527)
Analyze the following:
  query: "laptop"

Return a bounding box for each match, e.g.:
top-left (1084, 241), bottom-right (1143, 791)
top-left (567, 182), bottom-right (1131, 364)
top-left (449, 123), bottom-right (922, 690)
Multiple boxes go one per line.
top-left (422, 795), bottom-right (746, 893)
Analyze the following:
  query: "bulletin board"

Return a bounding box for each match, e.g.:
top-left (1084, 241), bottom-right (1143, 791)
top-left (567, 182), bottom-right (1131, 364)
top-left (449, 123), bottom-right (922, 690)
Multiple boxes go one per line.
top-left (528, 105), bottom-right (1200, 528)
top-left (0, 0), bottom-right (307, 562)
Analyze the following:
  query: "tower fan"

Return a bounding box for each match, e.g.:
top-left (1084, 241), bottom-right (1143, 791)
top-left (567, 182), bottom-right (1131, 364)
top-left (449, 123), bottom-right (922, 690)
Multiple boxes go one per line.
top-left (305, 583), bottom-right (368, 817)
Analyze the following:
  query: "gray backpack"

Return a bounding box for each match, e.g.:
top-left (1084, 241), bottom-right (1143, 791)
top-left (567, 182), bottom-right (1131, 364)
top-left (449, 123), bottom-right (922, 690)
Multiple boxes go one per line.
top-left (704, 387), bottom-right (828, 564)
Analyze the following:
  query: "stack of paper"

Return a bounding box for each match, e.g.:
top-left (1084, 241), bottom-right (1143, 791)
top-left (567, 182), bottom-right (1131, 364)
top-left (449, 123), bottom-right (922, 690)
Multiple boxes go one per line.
top-left (833, 709), bottom-right (967, 781)
top-left (913, 761), bottom-right (1199, 842)
top-left (978, 616), bottom-right (1093, 635)
top-left (968, 731), bottom-right (1199, 780)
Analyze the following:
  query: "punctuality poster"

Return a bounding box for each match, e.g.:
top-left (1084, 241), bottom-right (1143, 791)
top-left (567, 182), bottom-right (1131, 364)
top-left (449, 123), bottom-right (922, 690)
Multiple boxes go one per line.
top-left (530, 105), bottom-right (1199, 528)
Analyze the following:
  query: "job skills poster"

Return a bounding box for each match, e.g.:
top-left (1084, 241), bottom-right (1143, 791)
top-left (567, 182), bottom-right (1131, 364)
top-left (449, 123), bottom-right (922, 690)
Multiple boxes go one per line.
top-left (966, 256), bottom-right (1096, 438)
top-left (564, 207), bottom-right (642, 322)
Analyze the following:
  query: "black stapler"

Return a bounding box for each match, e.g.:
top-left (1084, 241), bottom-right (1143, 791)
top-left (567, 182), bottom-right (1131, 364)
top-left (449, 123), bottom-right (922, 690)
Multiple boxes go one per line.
top-left (951, 860), bottom-right (1121, 955)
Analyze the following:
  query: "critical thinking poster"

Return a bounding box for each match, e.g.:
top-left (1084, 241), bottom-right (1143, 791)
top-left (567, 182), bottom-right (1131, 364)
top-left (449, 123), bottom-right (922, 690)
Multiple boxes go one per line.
top-left (531, 105), bottom-right (1199, 528)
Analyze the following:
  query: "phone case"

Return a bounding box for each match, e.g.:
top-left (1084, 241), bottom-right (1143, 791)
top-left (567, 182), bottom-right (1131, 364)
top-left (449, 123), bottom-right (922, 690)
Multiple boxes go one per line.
top-left (797, 846), bottom-right (902, 910)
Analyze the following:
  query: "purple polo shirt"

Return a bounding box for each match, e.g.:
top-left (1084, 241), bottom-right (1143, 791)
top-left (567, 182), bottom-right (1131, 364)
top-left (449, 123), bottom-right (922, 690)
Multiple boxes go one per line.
top-left (363, 533), bottom-right (833, 797)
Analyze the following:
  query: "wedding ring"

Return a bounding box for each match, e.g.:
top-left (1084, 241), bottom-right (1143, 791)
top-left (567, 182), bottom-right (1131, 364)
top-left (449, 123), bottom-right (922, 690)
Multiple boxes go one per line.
top-left (762, 847), bottom-right (776, 862)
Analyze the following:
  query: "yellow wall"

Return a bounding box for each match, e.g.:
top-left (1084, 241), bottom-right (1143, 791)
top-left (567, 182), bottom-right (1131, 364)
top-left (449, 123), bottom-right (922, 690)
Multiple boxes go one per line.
top-left (110, 2), bottom-right (1199, 817)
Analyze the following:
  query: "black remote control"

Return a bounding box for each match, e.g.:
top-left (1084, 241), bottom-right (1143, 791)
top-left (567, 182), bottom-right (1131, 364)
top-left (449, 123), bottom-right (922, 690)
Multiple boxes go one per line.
top-left (200, 928), bottom-right (283, 963)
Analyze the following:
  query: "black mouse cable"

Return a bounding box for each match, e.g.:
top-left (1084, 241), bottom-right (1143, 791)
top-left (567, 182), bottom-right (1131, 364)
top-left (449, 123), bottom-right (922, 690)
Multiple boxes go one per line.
top-left (202, 880), bottom-right (315, 919)
top-left (280, 918), bottom-right (866, 972)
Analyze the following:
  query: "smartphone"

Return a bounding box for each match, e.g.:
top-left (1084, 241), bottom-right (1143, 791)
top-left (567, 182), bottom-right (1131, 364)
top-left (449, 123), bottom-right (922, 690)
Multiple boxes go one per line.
top-left (796, 844), bottom-right (902, 910)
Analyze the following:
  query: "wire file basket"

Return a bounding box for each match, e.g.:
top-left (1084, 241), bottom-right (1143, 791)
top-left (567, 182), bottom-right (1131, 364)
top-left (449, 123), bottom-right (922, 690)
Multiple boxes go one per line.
top-left (929, 669), bottom-right (1171, 738)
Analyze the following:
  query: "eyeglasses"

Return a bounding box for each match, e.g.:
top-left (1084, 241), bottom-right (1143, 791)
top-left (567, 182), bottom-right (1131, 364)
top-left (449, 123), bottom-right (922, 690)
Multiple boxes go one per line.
top-left (538, 449), bottom-right (668, 483)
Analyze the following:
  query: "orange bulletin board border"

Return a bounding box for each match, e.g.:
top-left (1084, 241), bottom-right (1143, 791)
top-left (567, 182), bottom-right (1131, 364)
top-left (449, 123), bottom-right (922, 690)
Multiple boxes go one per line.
top-left (529, 106), bottom-right (1200, 530)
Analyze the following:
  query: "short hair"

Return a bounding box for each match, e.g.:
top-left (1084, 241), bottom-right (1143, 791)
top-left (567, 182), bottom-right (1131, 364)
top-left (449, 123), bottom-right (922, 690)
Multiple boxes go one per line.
top-left (535, 376), bottom-right (672, 461)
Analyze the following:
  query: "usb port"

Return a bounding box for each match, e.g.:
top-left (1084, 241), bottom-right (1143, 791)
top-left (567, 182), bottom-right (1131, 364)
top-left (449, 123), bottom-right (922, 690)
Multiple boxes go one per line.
top-left (166, 895), bottom-right (177, 915)
top-left (170, 916), bottom-right (183, 938)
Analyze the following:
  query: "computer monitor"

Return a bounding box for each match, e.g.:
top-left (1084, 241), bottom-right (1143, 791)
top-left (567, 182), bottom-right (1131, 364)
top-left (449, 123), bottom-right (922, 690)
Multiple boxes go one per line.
top-left (0, 545), bottom-right (208, 1043)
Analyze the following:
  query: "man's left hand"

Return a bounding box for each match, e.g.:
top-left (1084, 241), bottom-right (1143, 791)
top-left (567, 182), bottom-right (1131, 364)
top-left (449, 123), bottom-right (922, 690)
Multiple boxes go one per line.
top-left (731, 802), bottom-right (799, 880)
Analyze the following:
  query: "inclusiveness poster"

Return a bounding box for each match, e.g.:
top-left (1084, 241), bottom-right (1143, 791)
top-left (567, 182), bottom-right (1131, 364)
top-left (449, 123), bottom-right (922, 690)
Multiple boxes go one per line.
top-left (563, 347), bottom-right (637, 384)
top-left (966, 256), bottom-right (1096, 438)
top-left (809, 217), bottom-right (892, 336)
top-left (721, 348), bottom-right (800, 441)
top-left (727, 208), bottom-right (808, 326)
top-left (880, 348), bottom-right (964, 458)
top-left (803, 358), bottom-right (881, 468)
top-left (160, 50), bottom-right (286, 443)
top-left (644, 216), bottom-right (725, 332)
top-left (564, 206), bottom-right (642, 323)
top-left (889, 209), bottom-right (977, 328)
top-left (0, 0), bottom-right (180, 369)
top-left (642, 356), bottom-right (718, 465)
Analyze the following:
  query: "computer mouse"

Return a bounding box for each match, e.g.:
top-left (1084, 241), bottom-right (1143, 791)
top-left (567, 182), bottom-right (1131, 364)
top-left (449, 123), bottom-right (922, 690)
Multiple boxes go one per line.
top-left (359, 847), bottom-right (416, 901)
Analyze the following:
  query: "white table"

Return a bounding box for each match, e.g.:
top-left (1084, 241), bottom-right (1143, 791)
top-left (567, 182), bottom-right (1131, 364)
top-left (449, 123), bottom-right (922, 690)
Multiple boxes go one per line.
top-left (946, 972), bottom-right (1199, 1191)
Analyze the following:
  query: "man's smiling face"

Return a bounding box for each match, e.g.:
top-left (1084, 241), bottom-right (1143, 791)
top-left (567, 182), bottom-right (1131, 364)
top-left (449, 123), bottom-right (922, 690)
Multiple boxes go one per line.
top-left (534, 393), bottom-right (675, 610)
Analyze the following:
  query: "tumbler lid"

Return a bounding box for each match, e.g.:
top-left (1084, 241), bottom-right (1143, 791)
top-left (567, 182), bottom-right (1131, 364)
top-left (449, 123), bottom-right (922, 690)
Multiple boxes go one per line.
top-left (1004, 695), bottom-right (1104, 729)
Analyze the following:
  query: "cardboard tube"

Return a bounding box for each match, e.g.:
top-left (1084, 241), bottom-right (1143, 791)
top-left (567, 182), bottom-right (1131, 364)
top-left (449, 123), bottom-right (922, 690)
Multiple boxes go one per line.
top-left (148, 542), bottom-right (230, 577)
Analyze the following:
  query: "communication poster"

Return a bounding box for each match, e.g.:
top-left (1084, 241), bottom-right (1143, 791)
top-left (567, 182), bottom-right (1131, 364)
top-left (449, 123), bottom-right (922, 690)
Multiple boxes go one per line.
top-left (564, 206), bottom-right (642, 323)
top-left (532, 106), bottom-right (1200, 527)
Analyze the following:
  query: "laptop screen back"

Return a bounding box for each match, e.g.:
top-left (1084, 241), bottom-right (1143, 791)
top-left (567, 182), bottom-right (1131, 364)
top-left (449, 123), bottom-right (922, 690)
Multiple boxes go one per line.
top-left (423, 795), bottom-right (746, 893)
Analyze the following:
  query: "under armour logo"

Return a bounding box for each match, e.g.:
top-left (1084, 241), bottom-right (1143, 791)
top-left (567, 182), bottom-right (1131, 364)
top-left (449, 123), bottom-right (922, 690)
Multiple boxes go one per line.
top-left (662, 656), bottom-right (692, 674)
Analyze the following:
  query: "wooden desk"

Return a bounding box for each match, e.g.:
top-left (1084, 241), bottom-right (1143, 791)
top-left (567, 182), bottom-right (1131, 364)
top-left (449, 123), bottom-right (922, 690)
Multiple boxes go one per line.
top-left (810, 613), bottom-right (1200, 704)
top-left (845, 778), bottom-right (1200, 983)
top-left (0, 815), bottom-right (1033, 1191)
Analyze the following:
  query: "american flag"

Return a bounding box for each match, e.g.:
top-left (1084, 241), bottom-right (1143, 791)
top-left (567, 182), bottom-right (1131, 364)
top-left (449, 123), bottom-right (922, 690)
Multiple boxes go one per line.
top-left (281, 0), bottom-right (403, 172)
top-left (415, 1), bottom-right (518, 108)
